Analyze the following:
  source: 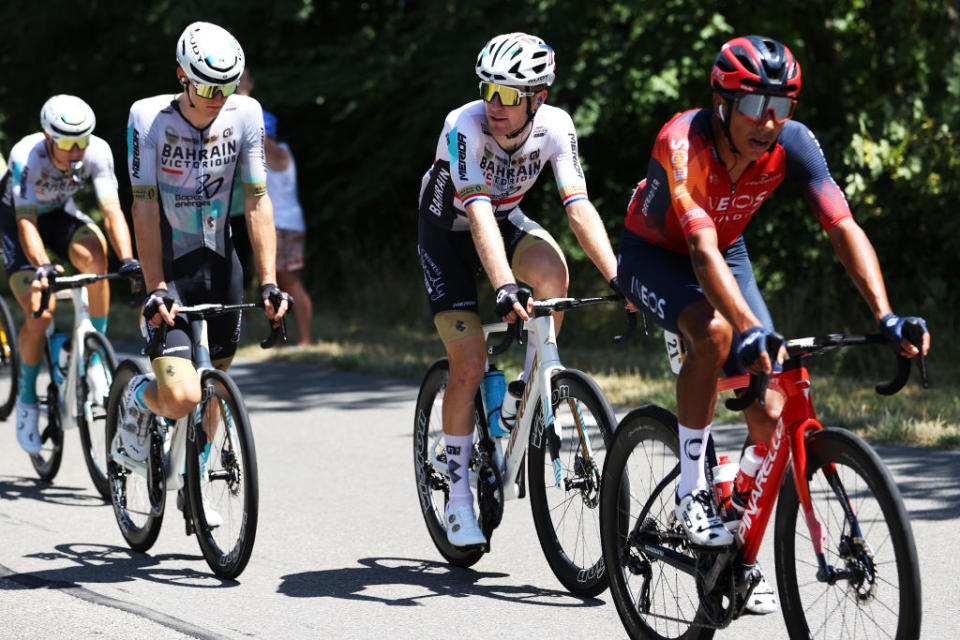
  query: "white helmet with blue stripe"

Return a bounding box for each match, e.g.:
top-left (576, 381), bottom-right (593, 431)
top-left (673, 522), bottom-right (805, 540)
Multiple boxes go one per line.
top-left (40, 95), bottom-right (96, 139)
top-left (176, 21), bottom-right (245, 86)
top-left (475, 33), bottom-right (556, 87)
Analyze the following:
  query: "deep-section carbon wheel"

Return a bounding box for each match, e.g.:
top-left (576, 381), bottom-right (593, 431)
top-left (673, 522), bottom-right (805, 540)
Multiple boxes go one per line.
top-left (527, 368), bottom-right (617, 597)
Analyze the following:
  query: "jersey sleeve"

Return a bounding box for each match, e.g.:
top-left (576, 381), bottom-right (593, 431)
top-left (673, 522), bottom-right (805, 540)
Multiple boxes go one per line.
top-left (656, 115), bottom-right (714, 238)
top-left (239, 99), bottom-right (268, 199)
top-left (127, 102), bottom-right (159, 202)
top-left (9, 144), bottom-right (39, 219)
top-left (446, 111), bottom-right (490, 208)
top-left (87, 137), bottom-right (120, 208)
top-left (780, 120), bottom-right (853, 230)
top-left (547, 110), bottom-right (588, 207)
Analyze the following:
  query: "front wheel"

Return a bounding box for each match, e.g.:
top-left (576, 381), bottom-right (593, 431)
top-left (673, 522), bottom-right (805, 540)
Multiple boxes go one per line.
top-left (30, 377), bottom-right (64, 481)
top-left (77, 331), bottom-right (118, 500)
top-left (600, 406), bottom-right (715, 640)
top-left (774, 428), bottom-right (921, 640)
top-left (107, 358), bottom-right (164, 553)
top-left (413, 359), bottom-right (486, 568)
top-left (527, 368), bottom-right (617, 597)
top-left (186, 369), bottom-right (259, 580)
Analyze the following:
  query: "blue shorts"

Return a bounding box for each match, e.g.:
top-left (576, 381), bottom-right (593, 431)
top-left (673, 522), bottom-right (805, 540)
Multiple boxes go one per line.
top-left (617, 229), bottom-right (774, 375)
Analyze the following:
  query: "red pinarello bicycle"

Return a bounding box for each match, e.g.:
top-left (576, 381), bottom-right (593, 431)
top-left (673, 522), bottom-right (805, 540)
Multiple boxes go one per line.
top-left (599, 322), bottom-right (927, 640)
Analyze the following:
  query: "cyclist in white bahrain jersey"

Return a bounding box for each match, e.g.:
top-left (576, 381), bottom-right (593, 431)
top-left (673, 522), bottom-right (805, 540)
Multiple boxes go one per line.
top-left (417, 32), bottom-right (631, 548)
top-left (1, 94), bottom-right (137, 454)
top-left (121, 21), bottom-right (289, 465)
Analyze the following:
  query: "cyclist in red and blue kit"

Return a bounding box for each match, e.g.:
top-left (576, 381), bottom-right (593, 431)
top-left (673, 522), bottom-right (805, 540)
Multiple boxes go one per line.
top-left (617, 35), bottom-right (930, 614)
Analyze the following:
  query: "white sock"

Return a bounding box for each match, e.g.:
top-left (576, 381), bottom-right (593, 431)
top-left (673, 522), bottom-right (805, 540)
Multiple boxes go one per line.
top-left (444, 433), bottom-right (474, 509)
top-left (520, 338), bottom-right (536, 383)
top-left (678, 423), bottom-right (710, 497)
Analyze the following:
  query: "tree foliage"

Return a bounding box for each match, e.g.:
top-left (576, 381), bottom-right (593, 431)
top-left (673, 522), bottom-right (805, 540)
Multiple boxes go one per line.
top-left (0, 1), bottom-right (956, 345)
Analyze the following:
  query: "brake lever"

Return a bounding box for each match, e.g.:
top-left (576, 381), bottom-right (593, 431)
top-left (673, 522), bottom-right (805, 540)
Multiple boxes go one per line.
top-left (724, 332), bottom-right (784, 410)
top-left (613, 311), bottom-right (638, 344)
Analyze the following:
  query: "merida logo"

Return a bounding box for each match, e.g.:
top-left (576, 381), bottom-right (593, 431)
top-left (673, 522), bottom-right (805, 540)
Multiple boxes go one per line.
top-left (131, 128), bottom-right (141, 179)
top-left (457, 132), bottom-right (468, 181)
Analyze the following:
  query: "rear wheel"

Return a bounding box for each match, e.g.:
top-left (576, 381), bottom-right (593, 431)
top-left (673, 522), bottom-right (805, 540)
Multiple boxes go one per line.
top-left (774, 428), bottom-right (921, 640)
top-left (186, 369), bottom-right (259, 579)
top-left (527, 369), bottom-right (617, 597)
top-left (107, 358), bottom-right (164, 553)
top-left (600, 406), bottom-right (715, 640)
top-left (0, 296), bottom-right (19, 420)
top-left (413, 359), bottom-right (486, 568)
top-left (77, 331), bottom-right (118, 500)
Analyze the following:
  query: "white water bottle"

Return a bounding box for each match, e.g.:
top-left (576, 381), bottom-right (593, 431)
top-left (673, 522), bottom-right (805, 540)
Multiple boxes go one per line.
top-left (731, 442), bottom-right (768, 513)
top-left (498, 380), bottom-right (524, 434)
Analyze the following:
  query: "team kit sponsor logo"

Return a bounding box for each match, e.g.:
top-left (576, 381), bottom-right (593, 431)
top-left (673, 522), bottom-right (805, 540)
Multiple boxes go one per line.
top-left (160, 139), bottom-right (238, 170)
top-left (478, 144), bottom-right (543, 191)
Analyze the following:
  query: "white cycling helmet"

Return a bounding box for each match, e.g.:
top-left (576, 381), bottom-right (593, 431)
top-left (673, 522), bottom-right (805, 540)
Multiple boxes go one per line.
top-left (40, 95), bottom-right (96, 139)
top-left (176, 21), bottom-right (245, 86)
top-left (475, 33), bottom-right (556, 87)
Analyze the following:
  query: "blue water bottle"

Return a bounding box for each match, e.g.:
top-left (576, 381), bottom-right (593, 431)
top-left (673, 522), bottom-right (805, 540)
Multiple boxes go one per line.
top-left (481, 365), bottom-right (509, 437)
top-left (49, 332), bottom-right (67, 383)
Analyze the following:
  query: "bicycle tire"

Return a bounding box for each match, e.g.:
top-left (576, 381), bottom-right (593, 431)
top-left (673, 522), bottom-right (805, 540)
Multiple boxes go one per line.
top-left (600, 406), bottom-right (715, 640)
top-left (77, 331), bottom-right (118, 501)
top-left (0, 296), bottom-right (19, 420)
top-left (30, 378), bottom-right (64, 481)
top-left (527, 368), bottom-right (617, 597)
top-left (186, 369), bottom-right (259, 579)
top-left (106, 358), bottom-right (164, 553)
top-left (413, 359), bottom-right (485, 568)
top-left (774, 427), bottom-right (921, 640)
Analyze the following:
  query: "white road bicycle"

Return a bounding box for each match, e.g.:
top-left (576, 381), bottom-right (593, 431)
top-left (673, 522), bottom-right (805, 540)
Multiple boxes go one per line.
top-left (28, 270), bottom-right (137, 498)
top-left (105, 298), bottom-right (286, 580)
top-left (414, 294), bottom-right (625, 597)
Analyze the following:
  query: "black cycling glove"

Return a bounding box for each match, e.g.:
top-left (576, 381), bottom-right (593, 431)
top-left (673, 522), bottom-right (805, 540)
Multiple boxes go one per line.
top-left (260, 283), bottom-right (293, 310)
top-left (494, 283), bottom-right (531, 319)
top-left (143, 288), bottom-right (170, 324)
top-left (118, 257), bottom-right (141, 278)
top-left (33, 264), bottom-right (58, 284)
top-left (609, 276), bottom-right (624, 297)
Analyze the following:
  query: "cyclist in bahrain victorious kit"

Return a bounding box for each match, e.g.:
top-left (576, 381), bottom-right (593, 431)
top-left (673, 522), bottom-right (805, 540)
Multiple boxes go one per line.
top-left (0, 95), bottom-right (138, 454)
top-left (617, 35), bottom-right (931, 613)
top-left (123, 22), bottom-right (290, 491)
top-left (417, 32), bottom-right (632, 548)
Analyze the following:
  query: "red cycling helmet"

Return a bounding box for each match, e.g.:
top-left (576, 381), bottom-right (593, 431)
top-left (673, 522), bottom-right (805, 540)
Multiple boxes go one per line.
top-left (710, 35), bottom-right (801, 97)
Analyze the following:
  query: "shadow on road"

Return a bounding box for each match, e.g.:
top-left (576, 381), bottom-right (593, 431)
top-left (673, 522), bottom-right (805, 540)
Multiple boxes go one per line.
top-left (229, 361), bottom-right (417, 413)
top-left (0, 475), bottom-right (105, 508)
top-left (873, 443), bottom-right (960, 522)
top-left (0, 543), bottom-right (234, 590)
top-left (278, 557), bottom-right (603, 608)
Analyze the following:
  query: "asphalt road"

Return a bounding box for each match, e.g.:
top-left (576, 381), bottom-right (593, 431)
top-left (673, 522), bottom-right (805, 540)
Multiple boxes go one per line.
top-left (1, 356), bottom-right (957, 639)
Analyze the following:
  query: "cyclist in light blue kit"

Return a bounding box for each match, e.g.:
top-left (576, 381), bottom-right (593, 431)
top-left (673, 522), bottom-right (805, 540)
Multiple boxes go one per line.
top-left (0, 95), bottom-right (138, 453)
top-left (122, 22), bottom-right (290, 485)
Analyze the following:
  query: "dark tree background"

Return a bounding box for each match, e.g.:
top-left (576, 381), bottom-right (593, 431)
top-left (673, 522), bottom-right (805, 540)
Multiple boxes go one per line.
top-left (1, 1), bottom-right (957, 366)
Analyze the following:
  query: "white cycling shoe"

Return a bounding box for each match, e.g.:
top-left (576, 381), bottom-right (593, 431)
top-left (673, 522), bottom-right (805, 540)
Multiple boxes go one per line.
top-left (16, 399), bottom-right (41, 454)
top-left (445, 503), bottom-right (486, 547)
top-left (176, 489), bottom-right (223, 529)
top-left (673, 490), bottom-right (734, 547)
top-left (744, 568), bottom-right (778, 615)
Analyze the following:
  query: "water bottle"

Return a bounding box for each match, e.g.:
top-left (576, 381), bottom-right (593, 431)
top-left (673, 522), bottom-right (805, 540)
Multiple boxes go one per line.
top-left (480, 365), bottom-right (508, 437)
top-left (731, 442), bottom-right (768, 513)
top-left (498, 380), bottom-right (525, 435)
top-left (49, 332), bottom-right (67, 383)
top-left (711, 455), bottom-right (738, 527)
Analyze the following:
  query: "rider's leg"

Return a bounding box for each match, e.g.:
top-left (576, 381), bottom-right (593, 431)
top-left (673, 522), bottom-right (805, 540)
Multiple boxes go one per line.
top-left (67, 226), bottom-right (110, 326)
top-left (437, 315), bottom-right (486, 510)
top-left (676, 300), bottom-right (731, 496)
top-left (511, 228), bottom-right (568, 380)
top-left (277, 268), bottom-right (313, 346)
top-left (143, 356), bottom-right (201, 419)
top-left (11, 270), bottom-right (53, 404)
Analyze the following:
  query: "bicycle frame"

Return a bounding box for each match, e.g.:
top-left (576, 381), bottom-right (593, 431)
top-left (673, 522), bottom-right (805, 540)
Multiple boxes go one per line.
top-left (716, 363), bottom-right (823, 566)
top-left (428, 309), bottom-right (591, 502)
top-left (45, 284), bottom-right (98, 428)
